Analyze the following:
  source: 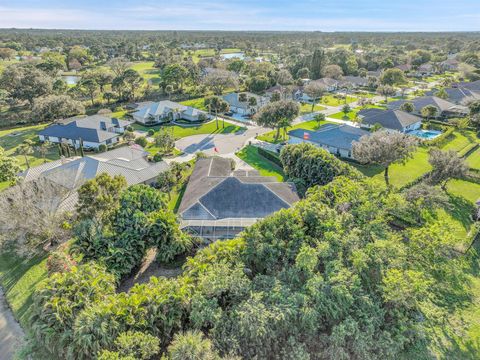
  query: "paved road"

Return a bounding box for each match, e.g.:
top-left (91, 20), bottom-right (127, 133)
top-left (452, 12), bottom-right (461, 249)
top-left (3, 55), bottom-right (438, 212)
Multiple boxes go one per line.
top-left (0, 287), bottom-right (24, 360)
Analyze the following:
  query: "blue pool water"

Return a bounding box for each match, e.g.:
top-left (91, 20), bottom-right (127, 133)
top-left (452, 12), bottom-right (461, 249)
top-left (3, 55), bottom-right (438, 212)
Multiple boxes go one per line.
top-left (407, 129), bottom-right (442, 140)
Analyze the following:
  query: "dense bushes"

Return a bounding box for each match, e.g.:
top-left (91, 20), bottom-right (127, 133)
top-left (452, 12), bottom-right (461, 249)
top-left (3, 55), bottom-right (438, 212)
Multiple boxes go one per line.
top-left (74, 183), bottom-right (192, 278)
top-left (280, 142), bottom-right (361, 190)
top-left (30, 263), bottom-right (116, 358)
top-left (30, 174), bottom-right (469, 359)
top-left (257, 146), bottom-right (282, 167)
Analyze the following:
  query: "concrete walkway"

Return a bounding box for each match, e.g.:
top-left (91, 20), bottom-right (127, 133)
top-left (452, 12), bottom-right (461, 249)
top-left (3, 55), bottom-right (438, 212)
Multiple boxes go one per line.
top-left (0, 287), bottom-right (24, 360)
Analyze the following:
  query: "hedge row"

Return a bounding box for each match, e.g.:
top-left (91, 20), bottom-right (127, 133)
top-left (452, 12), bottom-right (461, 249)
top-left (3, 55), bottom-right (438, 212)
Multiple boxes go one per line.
top-left (459, 143), bottom-right (479, 158)
top-left (257, 146), bottom-right (283, 167)
top-left (425, 127), bottom-right (455, 147)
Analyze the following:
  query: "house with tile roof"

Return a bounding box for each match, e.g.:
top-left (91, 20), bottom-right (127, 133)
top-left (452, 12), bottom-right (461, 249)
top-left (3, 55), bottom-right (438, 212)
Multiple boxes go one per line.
top-left (288, 124), bottom-right (370, 159)
top-left (132, 100), bottom-right (209, 125)
top-left (38, 115), bottom-right (132, 149)
top-left (178, 157), bottom-right (299, 240)
top-left (20, 145), bottom-right (169, 210)
top-left (357, 109), bottom-right (422, 132)
top-left (222, 92), bottom-right (267, 115)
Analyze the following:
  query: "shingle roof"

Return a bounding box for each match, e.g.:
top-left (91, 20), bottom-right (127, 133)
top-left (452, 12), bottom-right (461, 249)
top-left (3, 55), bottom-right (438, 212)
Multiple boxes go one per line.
top-left (387, 96), bottom-right (468, 114)
top-left (179, 157), bottom-right (299, 221)
top-left (38, 122), bottom-right (120, 143)
top-left (426, 87), bottom-right (480, 105)
top-left (289, 124), bottom-right (370, 150)
top-left (60, 114), bottom-right (131, 129)
top-left (358, 109), bottom-right (422, 131)
top-left (222, 92), bottom-right (265, 110)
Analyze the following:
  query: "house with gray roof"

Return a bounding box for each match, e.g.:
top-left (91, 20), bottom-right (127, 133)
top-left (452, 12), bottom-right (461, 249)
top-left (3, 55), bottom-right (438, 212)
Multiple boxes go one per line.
top-left (222, 92), bottom-right (267, 116)
top-left (339, 76), bottom-right (368, 89)
top-left (132, 100), bottom-right (209, 125)
top-left (288, 124), bottom-right (370, 159)
top-left (426, 87), bottom-right (480, 105)
top-left (357, 109), bottom-right (422, 132)
top-left (178, 157), bottom-right (299, 240)
top-left (38, 115), bottom-right (132, 149)
top-left (20, 145), bottom-right (169, 210)
top-left (387, 96), bottom-right (469, 118)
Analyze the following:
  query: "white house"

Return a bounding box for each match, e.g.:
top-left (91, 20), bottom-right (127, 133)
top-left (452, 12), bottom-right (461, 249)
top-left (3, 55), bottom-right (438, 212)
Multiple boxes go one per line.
top-left (222, 92), bottom-right (267, 115)
top-left (38, 115), bottom-right (131, 150)
top-left (132, 100), bottom-right (209, 125)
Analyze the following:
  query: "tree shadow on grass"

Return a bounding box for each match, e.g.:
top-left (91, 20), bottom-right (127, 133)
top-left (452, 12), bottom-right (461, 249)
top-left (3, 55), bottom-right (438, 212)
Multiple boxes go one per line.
top-left (445, 192), bottom-right (476, 234)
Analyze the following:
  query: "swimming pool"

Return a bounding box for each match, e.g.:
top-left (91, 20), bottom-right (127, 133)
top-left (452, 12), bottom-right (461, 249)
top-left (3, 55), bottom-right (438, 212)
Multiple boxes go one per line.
top-left (407, 129), bottom-right (442, 140)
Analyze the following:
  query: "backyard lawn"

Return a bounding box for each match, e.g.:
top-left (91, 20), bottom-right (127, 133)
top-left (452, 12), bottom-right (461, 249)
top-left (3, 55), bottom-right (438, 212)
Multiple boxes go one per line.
top-left (0, 252), bottom-right (48, 328)
top-left (466, 147), bottom-right (480, 170)
top-left (133, 119), bottom-right (245, 139)
top-left (236, 145), bottom-right (284, 181)
top-left (300, 103), bottom-right (326, 114)
top-left (179, 97), bottom-right (208, 111)
top-left (320, 94), bottom-right (356, 106)
top-left (256, 119), bottom-right (331, 144)
top-left (447, 179), bottom-right (480, 204)
top-left (0, 123), bottom-right (60, 169)
top-left (442, 130), bottom-right (479, 153)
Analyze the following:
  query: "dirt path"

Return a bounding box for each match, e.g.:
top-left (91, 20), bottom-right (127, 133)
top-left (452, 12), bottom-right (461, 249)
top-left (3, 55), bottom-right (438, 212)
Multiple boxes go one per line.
top-left (0, 287), bottom-right (24, 360)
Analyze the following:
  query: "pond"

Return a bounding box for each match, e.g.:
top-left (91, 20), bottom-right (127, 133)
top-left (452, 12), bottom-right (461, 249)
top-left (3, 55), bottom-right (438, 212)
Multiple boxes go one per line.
top-left (61, 75), bottom-right (81, 85)
top-left (221, 52), bottom-right (245, 60)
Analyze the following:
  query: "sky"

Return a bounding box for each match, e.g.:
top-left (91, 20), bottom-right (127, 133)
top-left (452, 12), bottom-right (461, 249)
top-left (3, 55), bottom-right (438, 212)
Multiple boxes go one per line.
top-left (0, 0), bottom-right (479, 32)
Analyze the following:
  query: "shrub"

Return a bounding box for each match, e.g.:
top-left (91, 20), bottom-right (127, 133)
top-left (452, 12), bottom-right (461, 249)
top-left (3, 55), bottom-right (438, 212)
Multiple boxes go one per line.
top-left (153, 152), bottom-right (163, 162)
top-left (46, 250), bottom-right (77, 275)
top-left (98, 144), bottom-right (107, 152)
top-left (126, 125), bottom-right (133, 132)
top-left (258, 147), bottom-right (282, 167)
top-left (148, 129), bottom-right (155, 136)
top-left (135, 136), bottom-right (148, 147)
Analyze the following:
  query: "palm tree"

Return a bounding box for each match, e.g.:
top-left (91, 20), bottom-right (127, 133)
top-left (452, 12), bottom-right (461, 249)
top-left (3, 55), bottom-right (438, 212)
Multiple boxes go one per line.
top-left (16, 139), bottom-right (34, 169)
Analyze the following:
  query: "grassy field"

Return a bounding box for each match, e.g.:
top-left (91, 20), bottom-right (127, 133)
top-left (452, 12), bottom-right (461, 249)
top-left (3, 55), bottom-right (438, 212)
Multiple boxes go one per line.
top-left (129, 61), bottom-right (161, 85)
top-left (0, 123), bottom-right (60, 169)
top-left (447, 179), bottom-right (480, 204)
top-left (236, 145), bottom-right (284, 181)
top-left (256, 119), bottom-right (331, 144)
top-left (133, 119), bottom-right (245, 139)
top-left (442, 131), bottom-right (479, 153)
top-left (320, 94), bottom-right (356, 106)
top-left (0, 252), bottom-right (48, 328)
top-left (353, 147), bottom-right (432, 188)
top-left (300, 103), bottom-right (326, 114)
top-left (179, 97), bottom-right (208, 111)
top-left (466, 147), bottom-right (480, 170)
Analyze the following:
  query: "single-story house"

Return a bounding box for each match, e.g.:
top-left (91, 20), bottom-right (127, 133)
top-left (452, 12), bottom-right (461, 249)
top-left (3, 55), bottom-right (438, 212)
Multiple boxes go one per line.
top-left (426, 87), bottom-right (480, 105)
top-left (38, 115), bottom-right (132, 149)
top-left (20, 145), bottom-right (169, 210)
top-left (339, 76), bottom-right (368, 89)
top-left (415, 63), bottom-right (434, 77)
top-left (357, 109), bottom-right (422, 132)
top-left (395, 64), bottom-right (412, 72)
top-left (440, 58), bottom-right (459, 71)
top-left (288, 124), bottom-right (370, 159)
top-left (222, 92), bottom-right (267, 115)
top-left (264, 85), bottom-right (293, 100)
top-left (132, 100), bottom-right (209, 125)
top-left (387, 96), bottom-right (469, 118)
top-left (454, 80), bottom-right (480, 92)
top-left (178, 157), bottom-right (299, 240)
top-left (294, 78), bottom-right (339, 102)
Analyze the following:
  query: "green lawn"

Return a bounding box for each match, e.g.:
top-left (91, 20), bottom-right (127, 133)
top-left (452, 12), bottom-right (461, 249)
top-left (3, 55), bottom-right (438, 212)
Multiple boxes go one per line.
top-left (133, 120), bottom-right (245, 140)
top-left (0, 123), bottom-right (60, 169)
top-left (320, 95), bottom-right (356, 106)
top-left (256, 119), bottom-right (331, 144)
top-left (442, 131), bottom-right (479, 153)
top-left (330, 110), bottom-right (358, 121)
top-left (447, 179), bottom-right (480, 204)
top-left (353, 147), bottom-right (432, 188)
top-left (0, 252), bottom-right (48, 328)
top-left (129, 61), bottom-right (161, 85)
top-left (299, 103), bottom-right (326, 114)
top-left (236, 145), bottom-right (284, 181)
top-left (466, 147), bottom-right (480, 170)
top-left (179, 97), bottom-right (208, 111)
